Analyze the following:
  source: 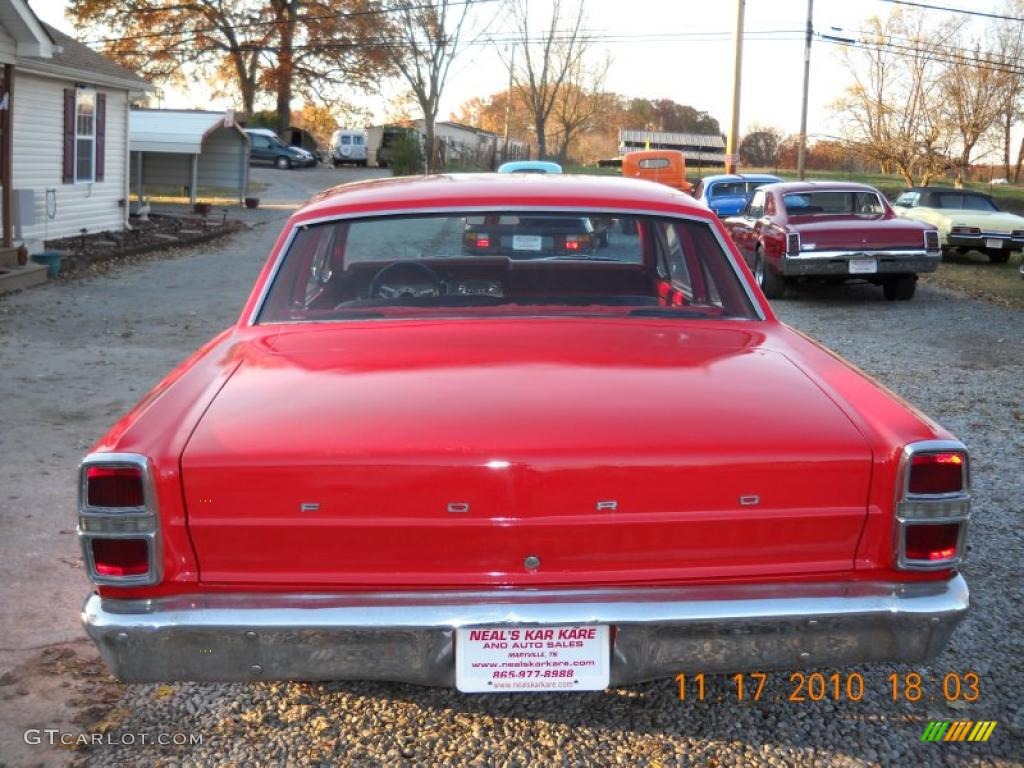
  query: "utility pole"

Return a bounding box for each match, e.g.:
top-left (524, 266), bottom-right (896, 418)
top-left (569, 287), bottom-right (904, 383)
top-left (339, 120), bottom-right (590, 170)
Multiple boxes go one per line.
top-left (797, 0), bottom-right (814, 180)
top-left (725, 0), bottom-right (745, 175)
top-left (503, 45), bottom-right (515, 161)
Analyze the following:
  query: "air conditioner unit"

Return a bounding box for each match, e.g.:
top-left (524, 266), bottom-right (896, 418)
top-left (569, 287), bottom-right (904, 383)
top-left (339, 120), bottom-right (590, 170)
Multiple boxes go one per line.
top-left (12, 189), bottom-right (36, 236)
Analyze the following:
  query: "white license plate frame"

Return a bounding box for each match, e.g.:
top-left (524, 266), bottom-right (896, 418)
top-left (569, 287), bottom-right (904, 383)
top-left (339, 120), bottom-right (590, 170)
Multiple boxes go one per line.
top-left (512, 234), bottom-right (543, 251)
top-left (848, 258), bottom-right (878, 274)
top-left (455, 624), bottom-right (610, 693)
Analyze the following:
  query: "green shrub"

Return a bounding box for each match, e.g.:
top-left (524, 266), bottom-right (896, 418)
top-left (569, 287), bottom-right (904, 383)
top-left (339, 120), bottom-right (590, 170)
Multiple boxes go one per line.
top-left (387, 134), bottom-right (424, 176)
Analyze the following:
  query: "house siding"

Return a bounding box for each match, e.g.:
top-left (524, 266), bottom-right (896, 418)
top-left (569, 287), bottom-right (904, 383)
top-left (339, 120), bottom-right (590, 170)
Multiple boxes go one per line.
top-left (13, 72), bottom-right (128, 244)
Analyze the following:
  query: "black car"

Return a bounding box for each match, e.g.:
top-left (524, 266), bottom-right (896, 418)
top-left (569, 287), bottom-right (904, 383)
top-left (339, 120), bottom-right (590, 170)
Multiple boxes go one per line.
top-left (462, 214), bottom-right (598, 258)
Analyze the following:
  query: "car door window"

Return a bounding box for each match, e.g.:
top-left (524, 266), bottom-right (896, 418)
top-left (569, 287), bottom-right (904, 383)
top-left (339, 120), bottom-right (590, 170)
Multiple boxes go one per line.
top-left (746, 190), bottom-right (765, 218)
top-left (895, 192), bottom-right (919, 208)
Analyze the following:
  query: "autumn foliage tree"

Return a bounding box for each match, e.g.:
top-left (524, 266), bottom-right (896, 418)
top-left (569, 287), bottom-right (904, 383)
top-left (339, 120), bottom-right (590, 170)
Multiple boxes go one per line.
top-left (69, 0), bottom-right (391, 130)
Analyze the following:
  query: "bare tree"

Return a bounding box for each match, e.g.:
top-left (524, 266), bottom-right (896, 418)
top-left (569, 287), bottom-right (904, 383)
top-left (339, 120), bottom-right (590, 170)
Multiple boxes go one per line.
top-left (990, 5), bottom-right (1024, 181)
top-left (385, 0), bottom-right (475, 172)
top-left (739, 124), bottom-right (784, 167)
top-left (509, 0), bottom-right (588, 159)
top-left (941, 42), bottom-right (1005, 180)
top-left (832, 11), bottom-right (961, 186)
top-left (549, 53), bottom-right (611, 162)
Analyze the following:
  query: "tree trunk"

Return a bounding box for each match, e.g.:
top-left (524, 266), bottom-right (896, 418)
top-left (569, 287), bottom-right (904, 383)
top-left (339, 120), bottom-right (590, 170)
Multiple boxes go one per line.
top-left (424, 121), bottom-right (435, 174)
top-left (534, 115), bottom-right (546, 159)
top-left (1003, 113), bottom-right (1013, 181)
top-left (1015, 134), bottom-right (1024, 184)
top-left (275, 0), bottom-right (298, 134)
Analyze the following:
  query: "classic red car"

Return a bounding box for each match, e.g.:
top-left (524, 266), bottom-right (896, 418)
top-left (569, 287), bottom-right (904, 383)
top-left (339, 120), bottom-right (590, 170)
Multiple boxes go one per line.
top-left (80, 174), bottom-right (969, 692)
top-left (724, 181), bottom-right (941, 300)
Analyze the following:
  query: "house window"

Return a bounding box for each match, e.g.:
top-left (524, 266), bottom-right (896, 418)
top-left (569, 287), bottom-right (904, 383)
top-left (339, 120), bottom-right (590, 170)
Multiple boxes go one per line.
top-left (75, 89), bottom-right (96, 183)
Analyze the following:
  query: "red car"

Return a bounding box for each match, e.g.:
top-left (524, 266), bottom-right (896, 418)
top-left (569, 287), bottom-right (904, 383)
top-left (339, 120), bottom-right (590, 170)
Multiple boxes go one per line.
top-left (724, 181), bottom-right (941, 300)
top-left (80, 174), bottom-right (969, 692)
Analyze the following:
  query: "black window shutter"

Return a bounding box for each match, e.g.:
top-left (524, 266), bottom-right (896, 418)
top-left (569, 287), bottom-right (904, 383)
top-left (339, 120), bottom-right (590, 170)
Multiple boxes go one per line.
top-left (95, 93), bottom-right (106, 182)
top-left (62, 88), bottom-right (75, 183)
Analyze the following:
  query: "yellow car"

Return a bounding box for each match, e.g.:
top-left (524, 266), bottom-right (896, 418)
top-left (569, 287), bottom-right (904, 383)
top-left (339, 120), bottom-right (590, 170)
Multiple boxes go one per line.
top-left (893, 187), bottom-right (1024, 263)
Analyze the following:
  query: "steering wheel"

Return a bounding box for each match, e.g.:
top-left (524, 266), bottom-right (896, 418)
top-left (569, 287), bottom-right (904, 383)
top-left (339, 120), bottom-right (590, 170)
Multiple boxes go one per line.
top-left (367, 261), bottom-right (443, 299)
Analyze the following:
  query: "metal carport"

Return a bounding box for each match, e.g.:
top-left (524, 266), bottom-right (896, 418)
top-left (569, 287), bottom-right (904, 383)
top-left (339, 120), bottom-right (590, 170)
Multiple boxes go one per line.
top-left (129, 109), bottom-right (249, 206)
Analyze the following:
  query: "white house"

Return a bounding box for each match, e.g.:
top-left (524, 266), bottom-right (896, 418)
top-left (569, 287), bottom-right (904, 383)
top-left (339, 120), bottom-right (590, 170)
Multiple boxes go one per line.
top-left (3, 10), bottom-right (151, 254)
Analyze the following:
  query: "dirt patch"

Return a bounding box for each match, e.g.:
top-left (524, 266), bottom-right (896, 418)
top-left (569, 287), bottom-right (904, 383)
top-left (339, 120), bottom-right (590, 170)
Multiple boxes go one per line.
top-left (0, 642), bottom-right (124, 767)
top-left (42, 214), bottom-right (245, 280)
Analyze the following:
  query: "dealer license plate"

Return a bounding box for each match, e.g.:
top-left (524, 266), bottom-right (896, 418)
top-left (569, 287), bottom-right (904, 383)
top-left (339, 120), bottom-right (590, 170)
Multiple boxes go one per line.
top-left (455, 625), bottom-right (610, 693)
top-left (985, 238), bottom-right (1004, 249)
top-left (848, 258), bottom-right (878, 274)
top-left (512, 235), bottom-right (543, 251)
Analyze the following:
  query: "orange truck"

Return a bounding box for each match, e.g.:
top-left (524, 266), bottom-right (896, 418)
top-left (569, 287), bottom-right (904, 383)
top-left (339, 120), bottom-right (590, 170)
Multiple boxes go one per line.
top-left (621, 150), bottom-right (692, 194)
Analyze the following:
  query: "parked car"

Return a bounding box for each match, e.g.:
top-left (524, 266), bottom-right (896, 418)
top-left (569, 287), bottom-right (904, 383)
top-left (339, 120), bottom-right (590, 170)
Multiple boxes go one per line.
top-left (621, 150), bottom-right (692, 194)
top-left (462, 212), bottom-right (598, 257)
top-left (79, 173), bottom-right (969, 691)
top-left (893, 187), bottom-right (1024, 263)
top-left (724, 181), bottom-right (941, 300)
top-left (497, 160), bottom-right (563, 174)
top-left (245, 128), bottom-right (317, 169)
top-left (693, 173), bottom-right (782, 217)
top-left (329, 128), bottom-right (368, 167)
top-left (495, 160), bottom-right (613, 244)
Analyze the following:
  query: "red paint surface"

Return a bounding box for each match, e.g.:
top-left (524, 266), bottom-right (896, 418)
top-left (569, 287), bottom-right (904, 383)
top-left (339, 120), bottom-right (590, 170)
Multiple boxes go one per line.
top-left (89, 175), bottom-right (956, 596)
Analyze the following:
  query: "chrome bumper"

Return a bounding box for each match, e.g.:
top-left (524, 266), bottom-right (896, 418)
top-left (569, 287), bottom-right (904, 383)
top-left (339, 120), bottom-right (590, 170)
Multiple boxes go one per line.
top-left (782, 250), bottom-right (941, 277)
top-left (82, 575), bottom-right (968, 687)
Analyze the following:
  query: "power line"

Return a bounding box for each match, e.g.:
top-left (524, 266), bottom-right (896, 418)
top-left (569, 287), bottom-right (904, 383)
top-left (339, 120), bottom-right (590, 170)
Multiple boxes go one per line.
top-left (818, 33), bottom-right (1024, 77)
top-left (879, 0), bottom-right (1024, 22)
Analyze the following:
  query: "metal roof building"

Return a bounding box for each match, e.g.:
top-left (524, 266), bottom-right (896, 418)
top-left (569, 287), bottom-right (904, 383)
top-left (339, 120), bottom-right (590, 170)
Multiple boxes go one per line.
top-left (618, 129), bottom-right (726, 164)
top-left (129, 109), bottom-right (250, 205)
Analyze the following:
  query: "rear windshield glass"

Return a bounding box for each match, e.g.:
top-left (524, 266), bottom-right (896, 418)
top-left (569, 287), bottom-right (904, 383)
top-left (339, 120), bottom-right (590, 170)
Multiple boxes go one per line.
top-left (257, 212), bottom-right (757, 323)
top-left (709, 182), bottom-right (746, 198)
top-left (783, 191), bottom-right (884, 215)
top-left (935, 193), bottom-right (997, 211)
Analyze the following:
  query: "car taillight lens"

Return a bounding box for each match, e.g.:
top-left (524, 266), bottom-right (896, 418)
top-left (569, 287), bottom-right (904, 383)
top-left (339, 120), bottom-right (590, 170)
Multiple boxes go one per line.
top-left (79, 454), bottom-right (160, 585)
top-left (908, 451), bottom-right (965, 495)
top-left (896, 441), bottom-right (970, 570)
top-left (91, 538), bottom-right (150, 576)
top-left (86, 465), bottom-right (145, 507)
top-left (786, 232), bottom-right (800, 255)
top-left (950, 226), bottom-right (980, 236)
top-left (924, 230), bottom-right (939, 251)
top-left (904, 523), bottom-right (961, 562)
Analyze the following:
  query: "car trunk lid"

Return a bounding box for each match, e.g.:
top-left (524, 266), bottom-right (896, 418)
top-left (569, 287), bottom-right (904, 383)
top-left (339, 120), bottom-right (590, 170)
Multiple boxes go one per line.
top-left (181, 321), bottom-right (872, 588)
top-left (792, 216), bottom-right (927, 251)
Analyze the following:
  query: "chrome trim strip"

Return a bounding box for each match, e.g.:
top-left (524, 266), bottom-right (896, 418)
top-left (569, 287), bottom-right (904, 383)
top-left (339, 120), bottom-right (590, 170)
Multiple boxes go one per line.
top-left (784, 248), bottom-right (934, 260)
top-left (78, 453), bottom-right (162, 587)
top-left (82, 575), bottom-right (969, 685)
top-left (245, 204), bottom-right (766, 326)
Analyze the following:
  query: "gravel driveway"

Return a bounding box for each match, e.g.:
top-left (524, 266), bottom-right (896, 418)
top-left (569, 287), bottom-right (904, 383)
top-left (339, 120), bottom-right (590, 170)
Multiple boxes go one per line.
top-left (1, 177), bottom-right (1021, 766)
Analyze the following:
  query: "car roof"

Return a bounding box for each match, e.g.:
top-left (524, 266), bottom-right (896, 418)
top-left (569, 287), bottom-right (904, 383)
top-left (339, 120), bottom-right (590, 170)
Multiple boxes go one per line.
top-left (762, 181), bottom-right (881, 194)
top-left (701, 174), bottom-right (781, 184)
top-left (295, 173), bottom-right (709, 222)
top-left (904, 186), bottom-right (993, 198)
top-left (498, 160), bottom-right (563, 174)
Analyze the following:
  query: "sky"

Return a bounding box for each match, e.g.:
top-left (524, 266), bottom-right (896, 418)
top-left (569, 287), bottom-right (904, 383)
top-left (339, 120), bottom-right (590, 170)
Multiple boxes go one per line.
top-left (24, 0), bottom-right (996, 141)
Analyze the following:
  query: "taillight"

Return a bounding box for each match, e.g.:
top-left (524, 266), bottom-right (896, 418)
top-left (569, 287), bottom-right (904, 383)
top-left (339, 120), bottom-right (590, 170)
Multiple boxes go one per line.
top-left (79, 454), bottom-right (160, 585)
top-left (86, 466), bottom-right (145, 507)
top-left (463, 232), bottom-right (490, 248)
top-left (786, 232), bottom-right (800, 255)
top-left (91, 538), bottom-right (151, 576)
top-left (924, 230), bottom-right (940, 251)
top-left (896, 441), bottom-right (970, 570)
top-left (904, 523), bottom-right (961, 562)
top-left (950, 226), bottom-right (980, 236)
top-left (908, 451), bottom-right (965, 495)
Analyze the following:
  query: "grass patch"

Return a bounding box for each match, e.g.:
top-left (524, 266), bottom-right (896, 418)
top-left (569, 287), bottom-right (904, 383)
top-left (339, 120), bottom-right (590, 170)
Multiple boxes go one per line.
top-left (138, 181), bottom-right (269, 207)
top-left (923, 249), bottom-right (1024, 309)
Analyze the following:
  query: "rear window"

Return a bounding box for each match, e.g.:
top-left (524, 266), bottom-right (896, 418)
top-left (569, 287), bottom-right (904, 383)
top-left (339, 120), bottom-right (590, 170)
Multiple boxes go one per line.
top-left (638, 158), bottom-right (671, 169)
top-left (935, 193), bottom-right (997, 211)
top-left (709, 182), bottom-right (746, 198)
top-left (257, 211), bottom-right (757, 323)
top-left (783, 191), bottom-right (884, 215)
